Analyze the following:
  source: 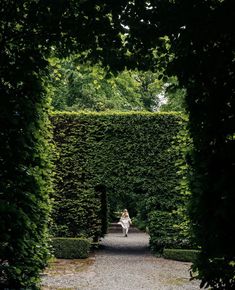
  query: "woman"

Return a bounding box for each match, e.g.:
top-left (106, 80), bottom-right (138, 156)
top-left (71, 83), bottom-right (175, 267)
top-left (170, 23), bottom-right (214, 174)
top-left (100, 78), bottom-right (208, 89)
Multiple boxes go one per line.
top-left (118, 209), bottom-right (132, 237)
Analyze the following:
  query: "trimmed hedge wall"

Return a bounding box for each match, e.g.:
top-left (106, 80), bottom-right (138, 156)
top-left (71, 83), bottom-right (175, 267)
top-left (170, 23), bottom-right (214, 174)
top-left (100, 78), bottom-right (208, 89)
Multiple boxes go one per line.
top-left (51, 112), bottom-right (191, 250)
top-left (0, 67), bottom-right (53, 287)
top-left (51, 238), bottom-right (91, 259)
top-left (163, 248), bottom-right (199, 262)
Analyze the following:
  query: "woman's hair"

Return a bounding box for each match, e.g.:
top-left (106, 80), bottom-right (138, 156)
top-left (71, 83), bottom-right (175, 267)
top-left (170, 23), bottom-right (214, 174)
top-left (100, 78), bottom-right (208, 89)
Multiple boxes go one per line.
top-left (122, 209), bottom-right (129, 217)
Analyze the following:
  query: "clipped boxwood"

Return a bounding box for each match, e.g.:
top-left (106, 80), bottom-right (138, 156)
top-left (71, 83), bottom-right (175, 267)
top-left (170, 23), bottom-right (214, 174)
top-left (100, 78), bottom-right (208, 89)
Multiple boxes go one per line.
top-left (52, 237), bottom-right (91, 259)
top-left (163, 248), bottom-right (200, 262)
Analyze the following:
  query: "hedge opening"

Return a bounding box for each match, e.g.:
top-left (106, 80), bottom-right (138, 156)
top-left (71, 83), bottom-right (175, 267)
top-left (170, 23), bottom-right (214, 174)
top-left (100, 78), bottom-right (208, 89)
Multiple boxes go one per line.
top-left (51, 111), bottom-right (193, 252)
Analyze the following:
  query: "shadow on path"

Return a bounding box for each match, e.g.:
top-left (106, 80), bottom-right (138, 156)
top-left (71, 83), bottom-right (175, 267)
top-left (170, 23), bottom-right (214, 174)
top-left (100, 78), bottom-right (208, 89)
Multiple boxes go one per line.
top-left (97, 231), bottom-right (151, 256)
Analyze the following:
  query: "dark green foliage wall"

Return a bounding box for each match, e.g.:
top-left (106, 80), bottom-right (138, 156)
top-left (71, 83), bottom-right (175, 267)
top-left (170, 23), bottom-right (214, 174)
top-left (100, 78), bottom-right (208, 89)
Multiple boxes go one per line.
top-left (0, 72), bottom-right (53, 288)
top-left (51, 114), bottom-right (107, 240)
top-left (51, 112), bottom-right (191, 251)
top-left (0, 3), bottom-right (54, 285)
top-left (158, 2), bottom-right (235, 288)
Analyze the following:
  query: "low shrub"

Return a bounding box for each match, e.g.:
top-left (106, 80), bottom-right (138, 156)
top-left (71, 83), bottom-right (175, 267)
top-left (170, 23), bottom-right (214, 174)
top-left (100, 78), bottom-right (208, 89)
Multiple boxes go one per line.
top-left (51, 237), bottom-right (91, 259)
top-left (163, 248), bottom-right (200, 262)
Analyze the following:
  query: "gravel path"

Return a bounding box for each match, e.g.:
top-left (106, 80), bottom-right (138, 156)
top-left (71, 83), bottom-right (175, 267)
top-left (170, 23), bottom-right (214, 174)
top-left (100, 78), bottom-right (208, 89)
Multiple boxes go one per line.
top-left (41, 232), bottom-right (200, 290)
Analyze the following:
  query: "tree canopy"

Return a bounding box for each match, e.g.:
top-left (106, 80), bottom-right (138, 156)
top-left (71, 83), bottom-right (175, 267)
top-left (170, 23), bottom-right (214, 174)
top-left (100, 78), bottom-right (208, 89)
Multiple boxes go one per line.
top-left (47, 55), bottom-right (185, 112)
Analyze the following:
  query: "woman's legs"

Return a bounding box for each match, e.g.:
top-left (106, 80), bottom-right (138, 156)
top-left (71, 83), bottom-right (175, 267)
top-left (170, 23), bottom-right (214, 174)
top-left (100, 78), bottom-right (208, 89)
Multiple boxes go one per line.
top-left (125, 227), bottom-right (129, 237)
top-left (122, 227), bottom-right (129, 237)
top-left (122, 227), bottom-right (126, 236)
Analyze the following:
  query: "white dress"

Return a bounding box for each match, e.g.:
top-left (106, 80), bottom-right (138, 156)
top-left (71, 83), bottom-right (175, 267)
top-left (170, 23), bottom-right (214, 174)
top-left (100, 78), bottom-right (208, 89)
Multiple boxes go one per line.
top-left (118, 216), bottom-right (131, 230)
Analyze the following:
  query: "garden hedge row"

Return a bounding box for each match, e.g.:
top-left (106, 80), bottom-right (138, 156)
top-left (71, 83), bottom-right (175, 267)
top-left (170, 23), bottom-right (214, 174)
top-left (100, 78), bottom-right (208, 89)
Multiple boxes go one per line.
top-left (51, 238), bottom-right (91, 259)
top-left (51, 112), bottom-right (191, 250)
top-left (163, 248), bottom-right (199, 262)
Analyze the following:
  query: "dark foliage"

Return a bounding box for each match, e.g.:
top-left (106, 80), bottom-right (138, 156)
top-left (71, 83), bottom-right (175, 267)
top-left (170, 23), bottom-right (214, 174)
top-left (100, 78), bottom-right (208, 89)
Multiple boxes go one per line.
top-left (163, 248), bottom-right (199, 263)
top-left (160, 1), bottom-right (235, 288)
top-left (51, 237), bottom-right (91, 259)
top-left (51, 112), bottom-right (191, 251)
top-left (0, 2), bottom-right (54, 287)
top-left (1, 1), bottom-right (234, 288)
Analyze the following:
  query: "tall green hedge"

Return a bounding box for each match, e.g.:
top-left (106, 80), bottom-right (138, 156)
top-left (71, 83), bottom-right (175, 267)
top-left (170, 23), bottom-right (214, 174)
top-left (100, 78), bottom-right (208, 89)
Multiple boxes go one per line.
top-left (0, 75), bottom-right (53, 288)
top-left (51, 112), bottom-right (191, 250)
